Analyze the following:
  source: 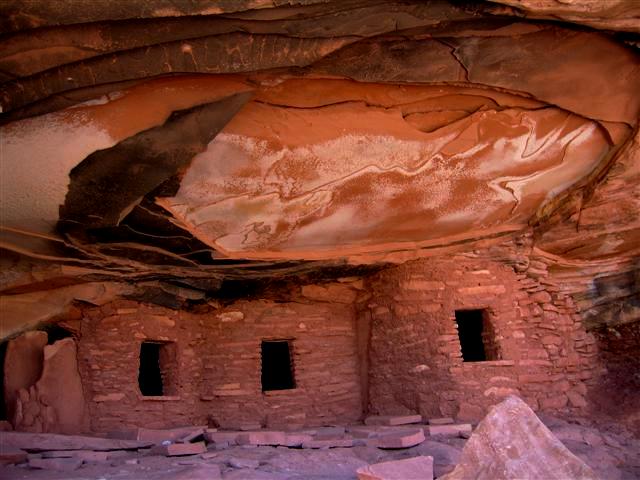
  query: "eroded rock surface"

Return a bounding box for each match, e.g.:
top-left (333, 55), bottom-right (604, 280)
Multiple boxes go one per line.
top-left (441, 396), bottom-right (598, 480)
top-left (13, 338), bottom-right (87, 434)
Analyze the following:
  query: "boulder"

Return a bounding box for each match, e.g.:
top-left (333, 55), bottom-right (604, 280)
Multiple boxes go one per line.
top-left (34, 338), bottom-right (87, 433)
top-left (3, 331), bottom-right (47, 423)
top-left (440, 396), bottom-right (599, 480)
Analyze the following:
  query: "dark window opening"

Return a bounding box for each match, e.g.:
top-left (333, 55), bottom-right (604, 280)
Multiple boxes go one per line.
top-left (261, 340), bottom-right (295, 391)
top-left (138, 341), bottom-right (177, 396)
top-left (40, 324), bottom-right (74, 344)
top-left (455, 309), bottom-right (499, 362)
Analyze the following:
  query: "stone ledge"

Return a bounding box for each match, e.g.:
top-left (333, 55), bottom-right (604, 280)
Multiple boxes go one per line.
top-left (263, 388), bottom-right (303, 397)
top-left (461, 360), bottom-right (515, 368)
top-left (138, 395), bottom-right (181, 401)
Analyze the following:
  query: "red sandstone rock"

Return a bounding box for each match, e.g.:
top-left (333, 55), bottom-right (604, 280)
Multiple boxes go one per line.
top-left (41, 449), bottom-right (109, 462)
top-left (0, 447), bottom-right (27, 465)
top-left (150, 441), bottom-right (206, 456)
top-left (440, 396), bottom-right (598, 480)
top-left (375, 429), bottom-right (426, 449)
top-left (137, 426), bottom-right (206, 443)
top-left (427, 424), bottom-right (473, 439)
top-left (237, 431), bottom-right (286, 446)
top-left (28, 456), bottom-right (82, 471)
top-left (205, 431), bottom-right (242, 445)
top-left (0, 431), bottom-right (153, 451)
top-left (302, 438), bottom-right (354, 449)
top-left (428, 418), bottom-right (454, 425)
top-left (301, 284), bottom-right (358, 304)
top-left (32, 338), bottom-right (86, 434)
top-left (284, 433), bottom-right (314, 447)
top-left (357, 455), bottom-right (434, 480)
top-left (3, 331), bottom-right (47, 423)
top-left (365, 415), bottom-right (422, 426)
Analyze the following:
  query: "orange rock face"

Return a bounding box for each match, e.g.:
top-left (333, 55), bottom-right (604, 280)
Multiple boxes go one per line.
top-left (0, 0), bottom-right (637, 336)
top-left (159, 80), bottom-right (612, 259)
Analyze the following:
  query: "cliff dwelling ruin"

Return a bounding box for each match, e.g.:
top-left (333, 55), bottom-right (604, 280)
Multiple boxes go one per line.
top-left (0, 1), bottom-right (639, 479)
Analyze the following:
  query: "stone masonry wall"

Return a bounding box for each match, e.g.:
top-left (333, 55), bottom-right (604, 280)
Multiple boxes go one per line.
top-left (362, 255), bottom-right (600, 421)
top-left (77, 291), bottom-right (362, 433)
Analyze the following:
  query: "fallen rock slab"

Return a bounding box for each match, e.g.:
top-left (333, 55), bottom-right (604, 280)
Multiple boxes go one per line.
top-left (237, 431), bottom-right (286, 446)
top-left (1, 431), bottom-right (153, 451)
top-left (176, 428), bottom-right (206, 443)
top-left (302, 438), bottom-right (354, 449)
top-left (413, 440), bottom-right (462, 478)
top-left (205, 430), bottom-right (241, 445)
top-left (375, 429), bottom-right (425, 449)
top-left (428, 417), bottom-right (455, 425)
top-left (357, 455), bottom-right (434, 480)
top-left (440, 396), bottom-right (599, 480)
top-left (150, 441), bottom-right (207, 456)
top-left (40, 449), bottom-right (107, 461)
top-left (28, 457), bottom-right (83, 471)
top-left (365, 415), bottom-right (423, 426)
top-left (284, 433), bottom-right (314, 447)
top-left (427, 424), bottom-right (472, 438)
top-left (0, 446), bottom-right (27, 465)
top-left (137, 425), bottom-right (207, 443)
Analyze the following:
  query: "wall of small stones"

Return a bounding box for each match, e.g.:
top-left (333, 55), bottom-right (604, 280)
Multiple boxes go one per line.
top-left (77, 287), bottom-right (362, 433)
top-left (361, 255), bottom-right (600, 421)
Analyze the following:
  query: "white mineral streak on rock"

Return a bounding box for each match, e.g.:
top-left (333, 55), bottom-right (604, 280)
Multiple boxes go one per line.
top-left (0, 111), bottom-right (114, 232)
top-left (163, 101), bottom-right (609, 258)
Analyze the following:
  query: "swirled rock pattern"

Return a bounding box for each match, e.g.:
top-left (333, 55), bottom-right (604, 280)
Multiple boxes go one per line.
top-left (0, 0), bottom-right (638, 338)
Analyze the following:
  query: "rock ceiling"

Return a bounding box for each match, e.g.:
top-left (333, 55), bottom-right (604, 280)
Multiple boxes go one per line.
top-left (0, 0), bottom-right (638, 336)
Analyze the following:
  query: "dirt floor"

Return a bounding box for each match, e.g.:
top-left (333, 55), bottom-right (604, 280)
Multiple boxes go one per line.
top-left (2, 415), bottom-right (639, 480)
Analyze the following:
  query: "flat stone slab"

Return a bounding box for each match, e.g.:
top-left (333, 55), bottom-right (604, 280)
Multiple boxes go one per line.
top-left (176, 428), bottom-right (206, 443)
top-left (365, 415), bottom-right (423, 426)
top-left (137, 426), bottom-right (207, 443)
top-left (205, 430), bottom-right (241, 445)
top-left (28, 457), bottom-right (83, 471)
top-left (284, 433), bottom-right (314, 447)
top-left (428, 417), bottom-right (455, 425)
top-left (376, 429), bottom-right (425, 449)
top-left (237, 431), bottom-right (286, 446)
top-left (150, 441), bottom-right (207, 456)
top-left (1, 431), bottom-right (153, 452)
top-left (427, 424), bottom-right (473, 438)
top-left (239, 423), bottom-right (262, 431)
top-left (357, 455), bottom-right (434, 480)
top-left (0, 447), bottom-right (27, 465)
top-left (41, 449), bottom-right (108, 462)
top-left (302, 438), bottom-right (354, 449)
